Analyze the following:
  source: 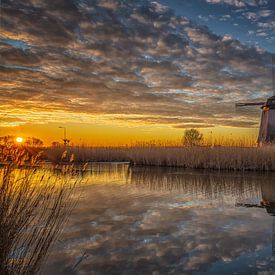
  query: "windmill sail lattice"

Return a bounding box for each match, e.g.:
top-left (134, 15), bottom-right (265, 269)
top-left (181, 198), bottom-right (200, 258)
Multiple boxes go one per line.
top-left (236, 54), bottom-right (275, 145)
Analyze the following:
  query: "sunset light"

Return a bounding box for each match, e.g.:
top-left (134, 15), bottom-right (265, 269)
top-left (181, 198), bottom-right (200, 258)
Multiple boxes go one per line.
top-left (1, 0), bottom-right (274, 145)
top-left (1, 0), bottom-right (275, 273)
top-left (16, 137), bottom-right (24, 143)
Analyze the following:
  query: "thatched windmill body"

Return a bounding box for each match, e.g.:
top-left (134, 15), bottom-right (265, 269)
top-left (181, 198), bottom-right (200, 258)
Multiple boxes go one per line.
top-left (236, 56), bottom-right (275, 145)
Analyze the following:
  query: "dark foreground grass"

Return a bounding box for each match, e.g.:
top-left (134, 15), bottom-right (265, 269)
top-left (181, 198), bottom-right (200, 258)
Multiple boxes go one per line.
top-left (0, 146), bottom-right (79, 274)
top-left (44, 145), bottom-right (275, 171)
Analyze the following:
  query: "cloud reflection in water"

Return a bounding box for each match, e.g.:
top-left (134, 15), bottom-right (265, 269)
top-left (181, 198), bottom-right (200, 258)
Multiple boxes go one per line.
top-left (42, 164), bottom-right (275, 274)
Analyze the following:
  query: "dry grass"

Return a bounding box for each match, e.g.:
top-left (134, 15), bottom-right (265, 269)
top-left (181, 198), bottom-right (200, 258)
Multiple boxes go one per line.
top-left (0, 145), bottom-right (80, 274)
top-left (44, 145), bottom-right (275, 171)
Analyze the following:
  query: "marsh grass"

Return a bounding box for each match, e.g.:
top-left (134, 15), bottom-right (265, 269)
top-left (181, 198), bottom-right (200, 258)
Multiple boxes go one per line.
top-left (44, 145), bottom-right (275, 171)
top-left (0, 145), bottom-right (80, 274)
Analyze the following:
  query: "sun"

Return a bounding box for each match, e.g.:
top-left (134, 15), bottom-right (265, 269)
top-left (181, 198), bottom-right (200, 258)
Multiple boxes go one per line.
top-left (16, 137), bottom-right (24, 143)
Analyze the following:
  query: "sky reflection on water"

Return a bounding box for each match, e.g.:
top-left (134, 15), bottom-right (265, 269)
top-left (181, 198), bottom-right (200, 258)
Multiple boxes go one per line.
top-left (42, 164), bottom-right (275, 274)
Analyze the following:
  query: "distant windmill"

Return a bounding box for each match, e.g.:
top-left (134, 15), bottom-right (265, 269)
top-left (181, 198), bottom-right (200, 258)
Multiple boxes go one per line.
top-left (236, 55), bottom-right (275, 145)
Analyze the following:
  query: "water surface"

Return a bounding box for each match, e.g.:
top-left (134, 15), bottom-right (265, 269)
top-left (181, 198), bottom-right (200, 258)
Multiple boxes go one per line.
top-left (42, 164), bottom-right (275, 274)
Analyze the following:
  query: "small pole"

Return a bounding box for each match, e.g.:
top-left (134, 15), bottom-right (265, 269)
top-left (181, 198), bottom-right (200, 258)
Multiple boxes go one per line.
top-left (59, 126), bottom-right (68, 146)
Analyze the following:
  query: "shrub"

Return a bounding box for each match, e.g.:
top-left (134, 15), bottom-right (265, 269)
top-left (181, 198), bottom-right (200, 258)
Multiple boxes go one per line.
top-left (182, 129), bottom-right (204, 146)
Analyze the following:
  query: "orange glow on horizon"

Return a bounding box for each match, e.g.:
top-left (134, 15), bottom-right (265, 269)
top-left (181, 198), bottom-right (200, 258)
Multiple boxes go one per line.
top-left (0, 122), bottom-right (259, 147)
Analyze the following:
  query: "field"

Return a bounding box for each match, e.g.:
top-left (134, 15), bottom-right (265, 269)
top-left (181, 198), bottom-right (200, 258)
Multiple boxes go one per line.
top-left (43, 145), bottom-right (275, 171)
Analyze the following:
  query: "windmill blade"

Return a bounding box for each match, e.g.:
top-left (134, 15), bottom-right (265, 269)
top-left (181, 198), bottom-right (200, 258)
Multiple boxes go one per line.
top-left (235, 102), bottom-right (265, 107)
top-left (235, 203), bottom-right (264, 208)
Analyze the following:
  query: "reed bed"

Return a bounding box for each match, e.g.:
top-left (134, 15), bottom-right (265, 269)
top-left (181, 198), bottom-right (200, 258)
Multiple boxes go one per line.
top-left (0, 145), bottom-right (79, 274)
top-left (130, 167), bottom-right (265, 201)
top-left (44, 145), bottom-right (275, 171)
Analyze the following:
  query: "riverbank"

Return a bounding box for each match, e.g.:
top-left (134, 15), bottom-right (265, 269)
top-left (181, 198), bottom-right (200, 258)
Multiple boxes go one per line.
top-left (42, 146), bottom-right (275, 172)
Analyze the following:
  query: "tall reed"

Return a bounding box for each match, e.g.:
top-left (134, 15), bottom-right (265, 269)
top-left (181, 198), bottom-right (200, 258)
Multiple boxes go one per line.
top-left (0, 145), bottom-right (79, 274)
top-left (44, 145), bottom-right (275, 171)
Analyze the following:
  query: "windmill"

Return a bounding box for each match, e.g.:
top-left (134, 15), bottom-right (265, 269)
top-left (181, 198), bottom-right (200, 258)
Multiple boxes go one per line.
top-left (236, 55), bottom-right (275, 145)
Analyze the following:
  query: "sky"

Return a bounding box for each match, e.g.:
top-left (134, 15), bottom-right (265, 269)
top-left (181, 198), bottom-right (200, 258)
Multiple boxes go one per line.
top-left (0, 0), bottom-right (274, 145)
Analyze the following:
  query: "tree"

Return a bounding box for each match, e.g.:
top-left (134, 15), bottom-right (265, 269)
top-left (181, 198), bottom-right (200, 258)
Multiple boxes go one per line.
top-left (0, 136), bottom-right (15, 145)
top-left (0, 136), bottom-right (44, 147)
top-left (182, 129), bottom-right (203, 146)
top-left (32, 137), bottom-right (43, 147)
top-left (25, 137), bottom-right (44, 147)
top-left (51, 141), bottom-right (61, 147)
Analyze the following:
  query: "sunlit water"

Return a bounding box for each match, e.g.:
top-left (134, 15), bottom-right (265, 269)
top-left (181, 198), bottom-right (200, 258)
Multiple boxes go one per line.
top-left (41, 164), bottom-right (275, 274)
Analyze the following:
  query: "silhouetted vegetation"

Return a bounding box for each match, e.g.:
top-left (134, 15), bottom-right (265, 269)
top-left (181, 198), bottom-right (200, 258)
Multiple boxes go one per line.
top-left (0, 145), bottom-right (79, 274)
top-left (44, 145), bottom-right (275, 171)
top-left (0, 136), bottom-right (44, 147)
top-left (182, 129), bottom-right (204, 146)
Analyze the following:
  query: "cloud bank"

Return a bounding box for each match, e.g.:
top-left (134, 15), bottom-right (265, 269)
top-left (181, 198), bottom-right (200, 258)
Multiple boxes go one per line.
top-left (0, 0), bottom-right (273, 129)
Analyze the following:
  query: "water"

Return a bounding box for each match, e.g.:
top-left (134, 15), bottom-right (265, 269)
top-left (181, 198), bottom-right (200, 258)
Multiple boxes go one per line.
top-left (42, 164), bottom-right (275, 274)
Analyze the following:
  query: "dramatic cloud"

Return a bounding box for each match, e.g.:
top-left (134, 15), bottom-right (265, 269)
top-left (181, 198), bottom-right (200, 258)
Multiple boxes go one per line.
top-left (0, 0), bottom-right (273, 129)
top-left (206, 0), bottom-right (269, 7)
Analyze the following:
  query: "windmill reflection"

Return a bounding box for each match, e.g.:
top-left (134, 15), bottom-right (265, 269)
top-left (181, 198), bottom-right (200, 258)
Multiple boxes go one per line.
top-left (130, 167), bottom-right (275, 257)
top-left (238, 181), bottom-right (275, 257)
top-left (263, 186), bottom-right (275, 257)
top-left (261, 182), bottom-right (275, 216)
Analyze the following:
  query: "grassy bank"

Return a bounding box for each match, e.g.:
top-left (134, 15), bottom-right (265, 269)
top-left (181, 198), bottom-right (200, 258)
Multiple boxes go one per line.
top-left (43, 146), bottom-right (275, 171)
